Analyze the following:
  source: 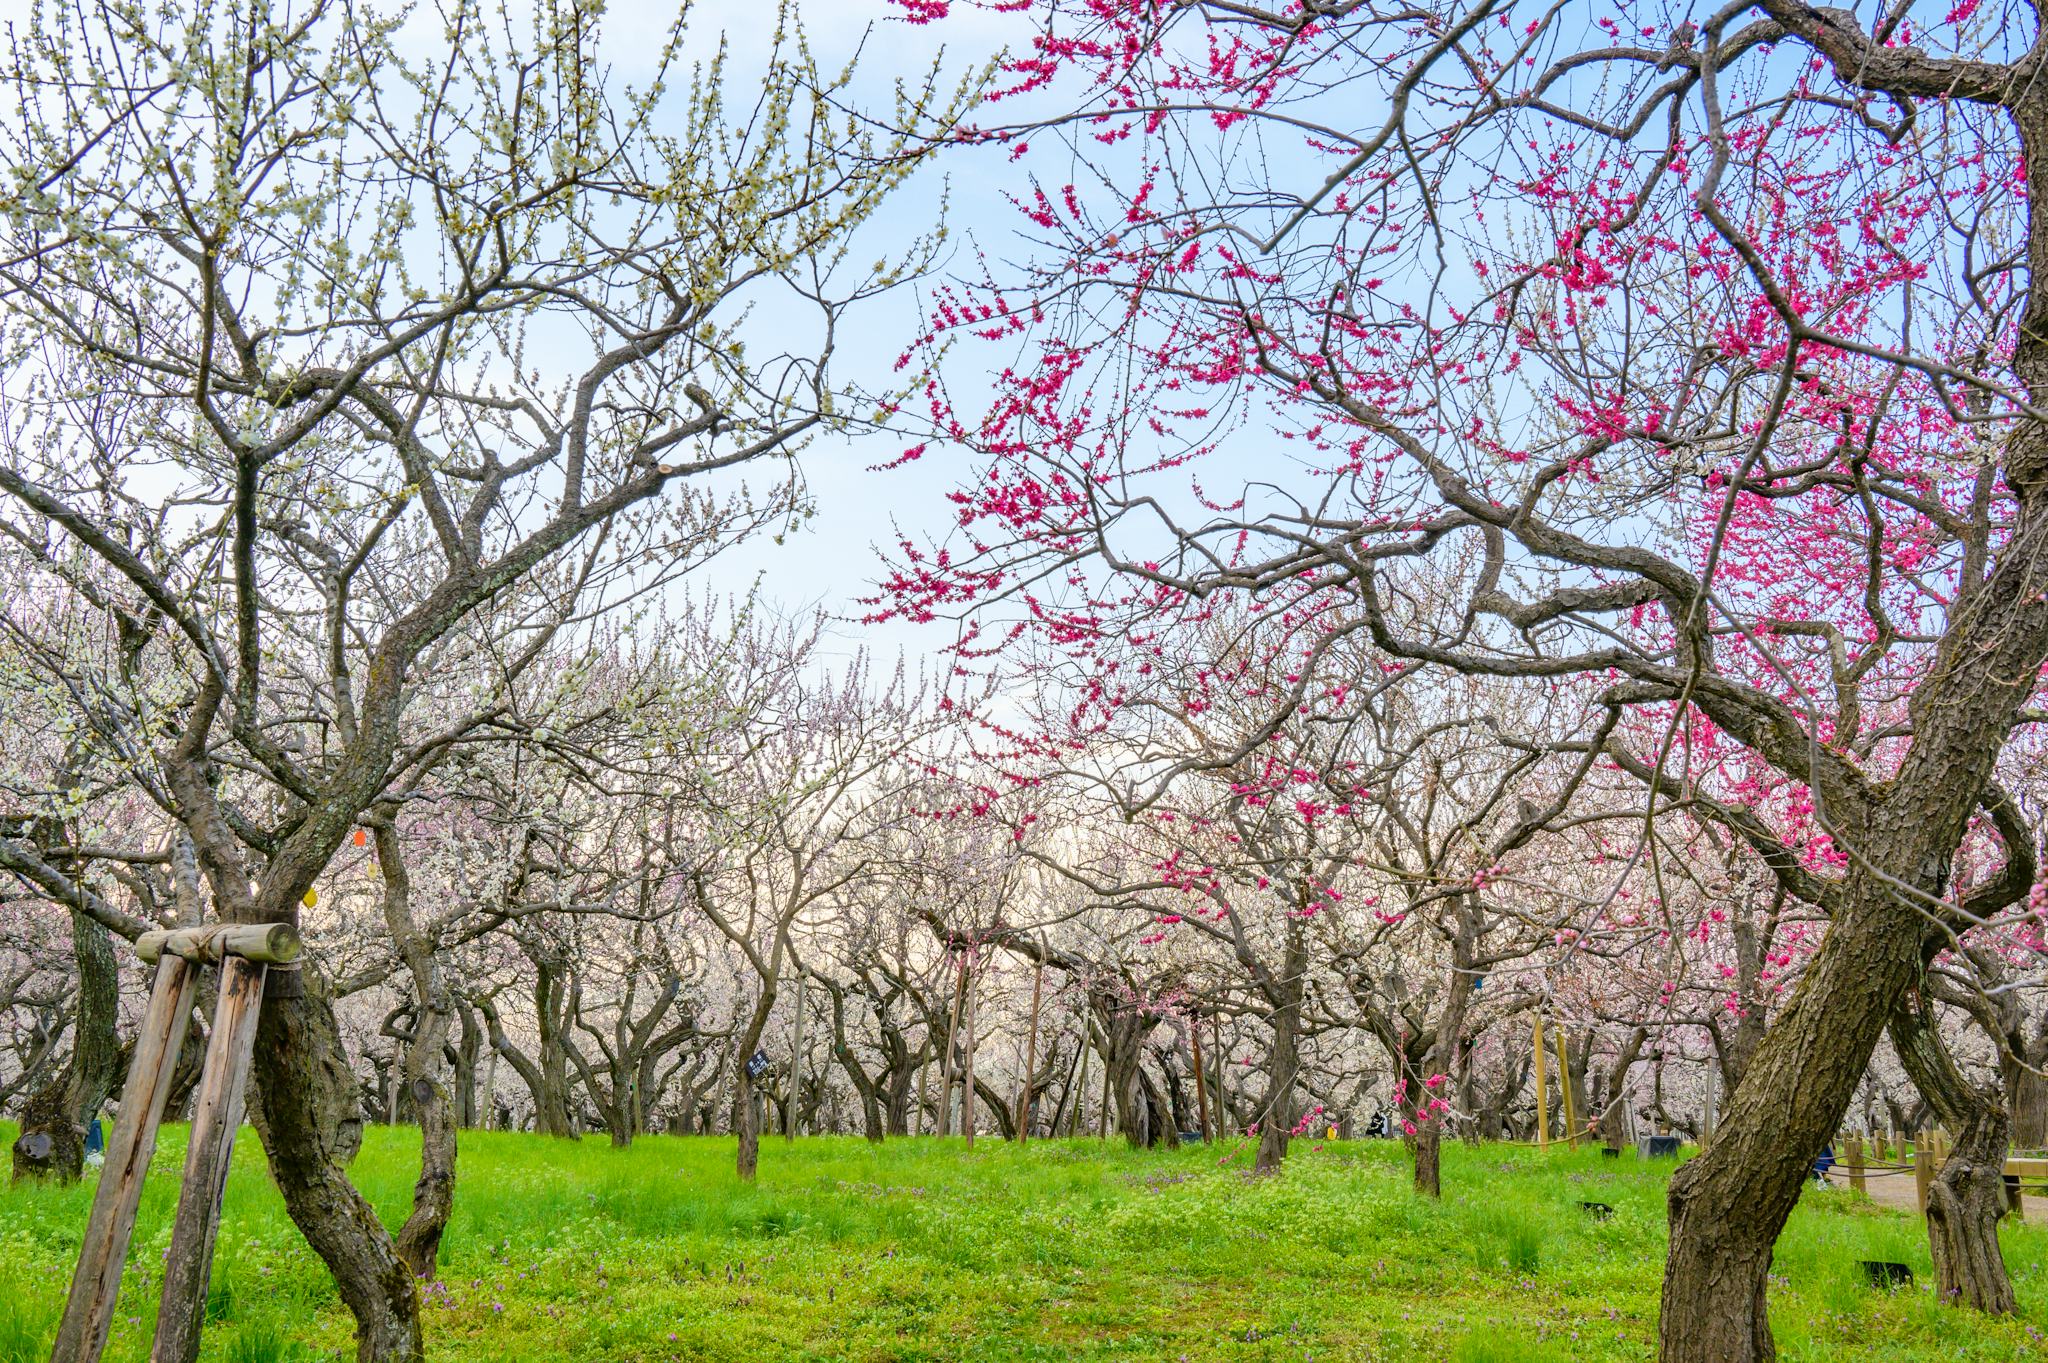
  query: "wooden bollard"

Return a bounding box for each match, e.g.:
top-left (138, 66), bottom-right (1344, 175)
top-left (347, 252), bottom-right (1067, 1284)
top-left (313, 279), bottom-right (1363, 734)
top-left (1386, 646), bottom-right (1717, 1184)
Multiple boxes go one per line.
top-left (1845, 1137), bottom-right (1865, 1196)
top-left (1914, 1134), bottom-right (1932, 1216)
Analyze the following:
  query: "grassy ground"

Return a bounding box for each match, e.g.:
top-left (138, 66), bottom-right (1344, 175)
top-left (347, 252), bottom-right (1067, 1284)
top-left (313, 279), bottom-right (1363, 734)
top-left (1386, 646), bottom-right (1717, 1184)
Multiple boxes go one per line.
top-left (0, 1123), bottom-right (2043, 1361)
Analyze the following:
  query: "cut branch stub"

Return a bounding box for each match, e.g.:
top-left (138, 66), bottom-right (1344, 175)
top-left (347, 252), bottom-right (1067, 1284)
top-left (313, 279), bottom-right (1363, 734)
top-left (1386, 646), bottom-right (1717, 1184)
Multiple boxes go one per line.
top-left (135, 924), bottom-right (303, 966)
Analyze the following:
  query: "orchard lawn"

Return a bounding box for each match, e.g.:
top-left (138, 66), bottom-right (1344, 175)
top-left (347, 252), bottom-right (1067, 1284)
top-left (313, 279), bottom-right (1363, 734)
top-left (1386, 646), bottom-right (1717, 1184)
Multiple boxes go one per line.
top-left (0, 1127), bottom-right (2043, 1363)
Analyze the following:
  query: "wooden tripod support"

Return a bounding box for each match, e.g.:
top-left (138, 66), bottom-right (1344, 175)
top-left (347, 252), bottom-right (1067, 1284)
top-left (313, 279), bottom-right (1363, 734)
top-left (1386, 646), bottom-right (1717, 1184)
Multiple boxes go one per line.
top-left (50, 923), bottom-right (302, 1363)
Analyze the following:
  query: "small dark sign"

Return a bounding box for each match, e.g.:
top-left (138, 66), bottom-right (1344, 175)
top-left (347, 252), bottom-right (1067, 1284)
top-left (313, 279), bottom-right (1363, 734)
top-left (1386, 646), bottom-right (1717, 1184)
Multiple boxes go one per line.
top-left (745, 1049), bottom-right (769, 1079)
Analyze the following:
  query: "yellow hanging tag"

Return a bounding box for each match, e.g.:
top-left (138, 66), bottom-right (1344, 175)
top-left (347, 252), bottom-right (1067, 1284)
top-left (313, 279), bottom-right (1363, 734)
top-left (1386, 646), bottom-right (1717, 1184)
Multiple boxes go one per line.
top-left (302, 886), bottom-right (318, 908)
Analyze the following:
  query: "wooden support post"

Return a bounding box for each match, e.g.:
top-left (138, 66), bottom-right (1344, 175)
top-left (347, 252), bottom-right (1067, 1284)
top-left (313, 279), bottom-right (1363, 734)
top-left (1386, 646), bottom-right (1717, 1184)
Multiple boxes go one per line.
top-left (1533, 1013), bottom-right (1549, 1151)
top-left (1914, 1133), bottom-right (1932, 1215)
top-left (939, 950), bottom-right (967, 1137)
top-left (52, 956), bottom-right (203, 1363)
top-left (961, 959), bottom-right (978, 1149)
top-left (1845, 1136), bottom-right (1866, 1196)
top-left (2006, 1156), bottom-right (2045, 1219)
top-left (1068, 1040), bottom-right (1090, 1139)
top-left (1212, 1014), bottom-right (1227, 1136)
top-left (915, 1058), bottom-right (929, 1137)
top-left (1014, 963), bottom-right (1044, 1144)
top-left (1097, 1052), bottom-right (1112, 1141)
top-left (1190, 1015), bottom-right (1212, 1143)
top-left (54, 922), bottom-right (298, 1363)
top-left (152, 957), bottom-right (268, 1363)
top-left (1555, 1026), bottom-right (1576, 1148)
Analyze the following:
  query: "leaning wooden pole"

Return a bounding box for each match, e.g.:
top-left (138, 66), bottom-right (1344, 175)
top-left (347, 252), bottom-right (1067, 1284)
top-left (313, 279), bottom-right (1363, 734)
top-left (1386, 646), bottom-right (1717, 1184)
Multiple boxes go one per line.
top-left (152, 954), bottom-right (269, 1363)
top-left (51, 954), bottom-right (201, 1363)
top-left (53, 922), bottom-right (300, 1363)
top-left (1533, 1012), bottom-right (1550, 1151)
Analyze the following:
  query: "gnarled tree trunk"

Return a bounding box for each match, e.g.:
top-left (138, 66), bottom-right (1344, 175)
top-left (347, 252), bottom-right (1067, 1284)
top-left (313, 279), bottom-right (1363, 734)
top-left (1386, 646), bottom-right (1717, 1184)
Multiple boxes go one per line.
top-left (373, 819), bottom-right (457, 1281)
top-left (12, 903), bottom-right (120, 1184)
top-left (251, 980), bottom-right (422, 1362)
top-left (1890, 987), bottom-right (2015, 1313)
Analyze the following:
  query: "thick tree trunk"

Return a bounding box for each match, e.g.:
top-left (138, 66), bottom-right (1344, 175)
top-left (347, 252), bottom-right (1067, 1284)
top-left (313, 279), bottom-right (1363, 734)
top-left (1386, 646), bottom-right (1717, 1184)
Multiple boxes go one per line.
top-left (1657, 439), bottom-right (2048, 1359)
top-left (250, 982), bottom-right (422, 1363)
top-left (1924, 1105), bottom-right (2016, 1312)
top-left (1890, 990), bottom-right (2015, 1313)
top-left (1254, 989), bottom-right (1300, 1175)
top-left (885, 1063), bottom-right (916, 1137)
top-left (376, 821), bottom-right (457, 1280)
top-left (1409, 1120), bottom-right (1441, 1198)
top-left (1658, 896), bottom-right (1916, 1363)
top-left (2007, 1012), bottom-right (2048, 1149)
top-left (734, 1067), bottom-right (761, 1181)
top-left (396, 1080), bottom-right (456, 1280)
top-left (451, 1001), bottom-right (482, 1128)
top-left (1661, 845), bottom-right (2031, 1350)
top-left (12, 904), bottom-right (121, 1184)
top-left (1600, 1029), bottom-right (1649, 1152)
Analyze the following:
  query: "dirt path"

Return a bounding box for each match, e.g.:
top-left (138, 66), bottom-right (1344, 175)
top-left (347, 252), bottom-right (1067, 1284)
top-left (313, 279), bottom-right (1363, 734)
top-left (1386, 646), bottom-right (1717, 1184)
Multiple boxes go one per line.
top-left (1822, 1166), bottom-right (2043, 1224)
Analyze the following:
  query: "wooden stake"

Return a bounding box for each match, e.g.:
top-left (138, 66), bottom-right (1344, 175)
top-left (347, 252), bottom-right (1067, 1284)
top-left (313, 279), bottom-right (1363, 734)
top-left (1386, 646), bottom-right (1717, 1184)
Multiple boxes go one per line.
top-left (1914, 1133), bottom-right (1932, 1215)
top-left (1097, 1050), bottom-right (1112, 1141)
top-left (1212, 1013), bottom-right (1227, 1137)
top-left (1068, 1039), bottom-right (1090, 1138)
top-left (939, 950), bottom-right (967, 1137)
top-left (1555, 1026), bottom-right (1576, 1148)
top-left (915, 1058), bottom-right (929, 1138)
top-left (1845, 1137), bottom-right (1866, 1196)
top-left (1533, 1012), bottom-right (1549, 1150)
top-left (1190, 1016), bottom-right (1212, 1142)
top-left (152, 957), bottom-right (267, 1363)
top-left (961, 959), bottom-right (978, 1149)
top-left (1014, 963), bottom-right (1044, 1144)
top-left (52, 954), bottom-right (202, 1363)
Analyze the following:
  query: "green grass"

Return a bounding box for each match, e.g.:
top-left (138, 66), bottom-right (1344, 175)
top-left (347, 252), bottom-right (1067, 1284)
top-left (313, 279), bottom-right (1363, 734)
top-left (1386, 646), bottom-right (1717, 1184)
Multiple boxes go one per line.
top-left (1, 1123), bottom-right (2044, 1360)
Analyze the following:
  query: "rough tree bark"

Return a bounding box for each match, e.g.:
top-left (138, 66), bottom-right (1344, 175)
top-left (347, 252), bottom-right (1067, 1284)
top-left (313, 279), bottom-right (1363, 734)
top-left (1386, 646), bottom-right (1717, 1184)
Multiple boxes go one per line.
top-left (11, 902), bottom-right (120, 1184)
top-left (249, 979), bottom-right (423, 1362)
top-left (1890, 982), bottom-right (2016, 1314)
top-left (373, 818), bottom-right (456, 1280)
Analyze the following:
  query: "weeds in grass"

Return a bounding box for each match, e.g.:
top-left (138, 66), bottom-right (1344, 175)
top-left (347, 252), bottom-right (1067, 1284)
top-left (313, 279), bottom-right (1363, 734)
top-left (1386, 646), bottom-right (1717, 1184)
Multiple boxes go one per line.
top-left (0, 1287), bottom-right (49, 1363)
top-left (221, 1315), bottom-right (307, 1363)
